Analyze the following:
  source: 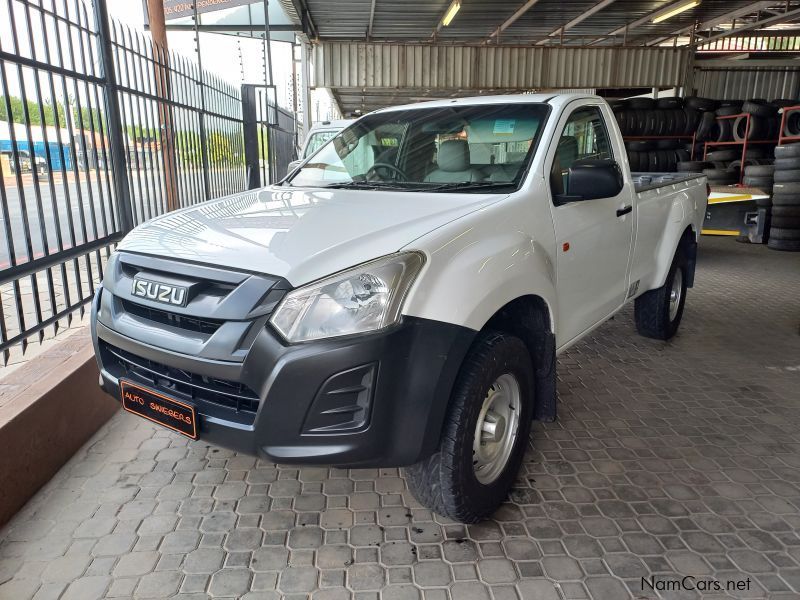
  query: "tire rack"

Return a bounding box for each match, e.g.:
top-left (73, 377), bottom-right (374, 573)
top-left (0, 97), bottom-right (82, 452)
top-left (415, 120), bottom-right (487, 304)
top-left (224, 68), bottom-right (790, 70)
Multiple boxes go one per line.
top-left (703, 113), bottom-right (778, 185)
top-left (622, 133), bottom-right (697, 162)
top-left (778, 105), bottom-right (800, 145)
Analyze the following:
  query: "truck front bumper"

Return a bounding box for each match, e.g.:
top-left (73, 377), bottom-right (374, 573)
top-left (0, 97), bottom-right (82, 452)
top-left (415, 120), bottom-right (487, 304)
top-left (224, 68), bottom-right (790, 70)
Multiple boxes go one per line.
top-left (92, 290), bottom-right (475, 468)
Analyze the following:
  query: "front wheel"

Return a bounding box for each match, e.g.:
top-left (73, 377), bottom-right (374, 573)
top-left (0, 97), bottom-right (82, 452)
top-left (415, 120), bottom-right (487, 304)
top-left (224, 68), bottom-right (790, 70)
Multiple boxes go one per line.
top-left (634, 250), bottom-right (688, 340)
top-left (404, 331), bottom-right (534, 523)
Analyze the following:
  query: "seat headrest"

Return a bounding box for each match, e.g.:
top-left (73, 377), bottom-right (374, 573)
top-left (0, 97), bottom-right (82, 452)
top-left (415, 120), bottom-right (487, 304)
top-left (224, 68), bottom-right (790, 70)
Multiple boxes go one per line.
top-left (437, 140), bottom-right (470, 172)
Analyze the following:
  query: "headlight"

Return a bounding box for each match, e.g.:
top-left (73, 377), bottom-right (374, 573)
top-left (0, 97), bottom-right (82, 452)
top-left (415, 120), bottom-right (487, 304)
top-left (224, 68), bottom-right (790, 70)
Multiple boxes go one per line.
top-left (270, 252), bottom-right (425, 343)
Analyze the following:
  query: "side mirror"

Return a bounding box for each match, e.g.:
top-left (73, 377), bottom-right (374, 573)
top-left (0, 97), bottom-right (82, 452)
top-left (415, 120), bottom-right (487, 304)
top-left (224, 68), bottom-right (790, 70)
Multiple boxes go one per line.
top-left (287, 159), bottom-right (302, 174)
top-left (557, 158), bottom-right (623, 203)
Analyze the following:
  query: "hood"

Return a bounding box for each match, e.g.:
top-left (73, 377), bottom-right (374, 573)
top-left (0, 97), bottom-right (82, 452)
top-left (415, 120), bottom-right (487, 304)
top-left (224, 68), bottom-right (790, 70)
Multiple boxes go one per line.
top-left (116, 186), bottom-right (506, 285)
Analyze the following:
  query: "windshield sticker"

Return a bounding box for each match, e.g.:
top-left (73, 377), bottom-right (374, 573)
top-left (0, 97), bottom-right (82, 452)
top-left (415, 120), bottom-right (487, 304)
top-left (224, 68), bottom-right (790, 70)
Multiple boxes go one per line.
top-left (493, 119), bottom-right (516, 134)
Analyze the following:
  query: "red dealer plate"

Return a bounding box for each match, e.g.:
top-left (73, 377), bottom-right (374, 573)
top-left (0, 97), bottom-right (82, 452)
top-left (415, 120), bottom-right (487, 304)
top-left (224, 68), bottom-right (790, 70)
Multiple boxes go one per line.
top-left (120, 379), bottom-right (197, 439)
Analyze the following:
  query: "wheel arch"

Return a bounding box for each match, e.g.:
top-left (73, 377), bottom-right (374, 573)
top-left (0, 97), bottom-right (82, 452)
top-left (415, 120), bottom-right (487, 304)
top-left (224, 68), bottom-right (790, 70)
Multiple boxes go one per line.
top-left (481, 294), bottom-right (558, 422)
top-left (650, 221), bottom-right (698, 291)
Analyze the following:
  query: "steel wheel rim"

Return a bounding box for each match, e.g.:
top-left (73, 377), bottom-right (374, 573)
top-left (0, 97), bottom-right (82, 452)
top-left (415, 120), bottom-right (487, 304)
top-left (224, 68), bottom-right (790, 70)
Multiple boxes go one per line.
top-left (473, 373), bottom-right (522, 485)
top-left (669, 267), bottom-right (683, 322)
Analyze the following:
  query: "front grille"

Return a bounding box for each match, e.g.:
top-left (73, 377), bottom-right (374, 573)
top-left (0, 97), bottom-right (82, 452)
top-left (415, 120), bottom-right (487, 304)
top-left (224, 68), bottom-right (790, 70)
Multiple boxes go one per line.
top-left (100, 341), bottom-right (260, 417)
top-left (120, 299), bottom-right (223, 335)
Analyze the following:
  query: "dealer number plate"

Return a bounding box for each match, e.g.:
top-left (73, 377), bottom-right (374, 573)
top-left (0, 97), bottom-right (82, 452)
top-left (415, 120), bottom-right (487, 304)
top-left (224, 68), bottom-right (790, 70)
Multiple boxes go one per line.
top-left (120, 379), bottom-right (197, 439)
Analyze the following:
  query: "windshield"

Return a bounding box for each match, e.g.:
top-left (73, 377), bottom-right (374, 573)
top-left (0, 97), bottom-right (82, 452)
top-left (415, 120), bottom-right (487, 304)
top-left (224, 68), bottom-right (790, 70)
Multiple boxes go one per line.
top-left (287, 104), bottom-right (548, 192)
top-left (303, 130), bottom-right (339, 158)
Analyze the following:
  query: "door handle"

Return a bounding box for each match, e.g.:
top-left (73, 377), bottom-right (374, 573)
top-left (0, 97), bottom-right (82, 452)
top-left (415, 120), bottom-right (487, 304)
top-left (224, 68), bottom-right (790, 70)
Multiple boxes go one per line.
top-left (616, 205), bottom-right (632, 217)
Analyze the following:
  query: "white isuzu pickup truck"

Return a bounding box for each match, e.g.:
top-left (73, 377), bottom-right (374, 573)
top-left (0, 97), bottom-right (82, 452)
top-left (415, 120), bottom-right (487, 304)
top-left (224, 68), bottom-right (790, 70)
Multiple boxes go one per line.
top-left (92, 94), bottom-right (708, 522)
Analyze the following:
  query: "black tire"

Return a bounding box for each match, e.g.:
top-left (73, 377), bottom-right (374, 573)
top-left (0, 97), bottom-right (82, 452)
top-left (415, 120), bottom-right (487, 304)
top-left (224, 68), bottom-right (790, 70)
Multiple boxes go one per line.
top-left (771, 215), bottom-right (800, 228)
top-left (772, 193), bottom-right (800, 206)
top-left (715, 118), bottom-right (734, 142)
top-left (633, 109), bottom-right (648, 134)
top-left (767, 238), bottom-right (800, 251)
top-left (685, 96), bottom-right (718, 111)
top-left (783, 112), bottom-right (800, 137)
top-left (696, 111), bottom-right (718, 142)
top-left (773, 206), bottom-right (800, 217)
top-left (657, 149), bottom-right (674, 171)
top-left (774, 144), bottom-right (800, 159)
top-left (733, 115), bottom-right (768, 141)
top-left (743, 100), bottom-right (777, 118)
top-left (771, 99), bottom-right (798, 108)
top-left (716, 105), bottom-right (741, 117)
top-left (774, 157), bottom-right (800, 170)
top-left (404, 331), bottom-right (534, 523)
top-left (675, 149), bottom-right (690, 162)
top-left (652, 110), bottom-right (666, 136)
top-left (769, 227), bottom-right (800, 241)
top-left (656, 97), bottom-right (683, 109)
top-left (774, 169), bottom-right (800, 182)
top-left (706, 149), bottom-right (739, 161)
top-left (655, 139), bottom-right (680, 150)
top-left (628, 97), bottom-right (655, 109)
top-left (743, 176), bottom-right (774, 188)
top-left (742, 147), bottom-right (768, 159)
top-left (626, 140), bottom-right (652, 151)
top-left (728, 156), bottom-right (772, 171)
top-left (625, 111), bottom-right (637, 135)
top-left (683, 108), bottom-right (700, 135)
top-left (677, 160), bottom-right (709, 172)
top-left (634, 249), bottom-right (688, 341)
top-left (626, 150), bottom-right (639, 172)
top-left (672, 108), bottom-right (687, 135)
top-left (744, 164), bottom-right (776, 176)
top-left (703, 168), bottom-right (738, 184)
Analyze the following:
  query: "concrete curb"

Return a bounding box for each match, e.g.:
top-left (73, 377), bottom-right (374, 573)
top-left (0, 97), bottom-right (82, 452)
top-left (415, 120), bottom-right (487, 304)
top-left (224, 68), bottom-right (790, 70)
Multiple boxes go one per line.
top-left (0, 332), bottom-right (118, 527)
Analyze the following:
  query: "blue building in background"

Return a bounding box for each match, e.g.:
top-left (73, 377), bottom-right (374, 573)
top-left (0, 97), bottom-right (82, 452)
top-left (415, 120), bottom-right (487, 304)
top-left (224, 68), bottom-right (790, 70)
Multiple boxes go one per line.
top-left (0, 121), bottom-right (74, 172)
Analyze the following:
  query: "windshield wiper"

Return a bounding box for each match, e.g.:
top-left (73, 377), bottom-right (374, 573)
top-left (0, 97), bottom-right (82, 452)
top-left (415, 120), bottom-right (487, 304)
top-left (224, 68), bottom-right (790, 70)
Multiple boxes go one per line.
top-left (321, 181), bottom-right (412, 190)
top-left (425, 181), bottom-right (518, 193)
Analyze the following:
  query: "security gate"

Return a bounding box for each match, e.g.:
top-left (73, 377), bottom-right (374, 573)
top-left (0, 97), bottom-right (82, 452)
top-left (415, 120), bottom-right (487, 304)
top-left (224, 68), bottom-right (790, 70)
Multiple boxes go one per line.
top-left (242, 84), bottom-right (297, 187)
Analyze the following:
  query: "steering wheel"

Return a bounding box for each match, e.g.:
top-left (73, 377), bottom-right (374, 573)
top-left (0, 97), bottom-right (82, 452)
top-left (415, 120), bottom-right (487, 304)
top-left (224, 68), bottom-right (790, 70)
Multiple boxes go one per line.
top-left (366, 162), bottom-right (409, 182)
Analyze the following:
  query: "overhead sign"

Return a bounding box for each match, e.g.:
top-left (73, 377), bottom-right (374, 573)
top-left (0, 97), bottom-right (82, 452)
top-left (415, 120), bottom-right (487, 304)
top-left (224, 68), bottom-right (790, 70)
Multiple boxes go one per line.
top-left (156, 0), bottom-right (255, 21)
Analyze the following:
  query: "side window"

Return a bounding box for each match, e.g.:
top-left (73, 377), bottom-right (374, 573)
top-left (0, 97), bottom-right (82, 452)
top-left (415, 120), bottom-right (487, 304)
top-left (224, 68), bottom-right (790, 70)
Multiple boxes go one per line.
top-left (550, 106), bottom-right (613, 196)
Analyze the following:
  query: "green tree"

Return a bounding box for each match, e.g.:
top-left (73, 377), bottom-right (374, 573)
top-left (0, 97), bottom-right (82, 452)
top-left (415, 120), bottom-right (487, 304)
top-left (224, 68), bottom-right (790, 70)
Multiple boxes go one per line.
top-left (0, 95), bottom-right (69, 127)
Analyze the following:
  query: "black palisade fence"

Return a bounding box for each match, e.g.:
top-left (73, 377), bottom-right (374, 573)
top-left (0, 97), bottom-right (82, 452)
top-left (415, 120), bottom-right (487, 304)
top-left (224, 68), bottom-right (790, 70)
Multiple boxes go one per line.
top-left (0, 0), bottom-right (289, 364)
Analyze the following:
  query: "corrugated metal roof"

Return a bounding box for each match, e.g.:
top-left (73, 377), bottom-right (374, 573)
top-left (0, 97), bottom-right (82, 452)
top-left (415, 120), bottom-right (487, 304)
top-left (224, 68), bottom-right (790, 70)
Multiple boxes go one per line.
top-left (278, 0), bottom-right (800, 113)
top-left (285, 0), bottom-right (798, 44)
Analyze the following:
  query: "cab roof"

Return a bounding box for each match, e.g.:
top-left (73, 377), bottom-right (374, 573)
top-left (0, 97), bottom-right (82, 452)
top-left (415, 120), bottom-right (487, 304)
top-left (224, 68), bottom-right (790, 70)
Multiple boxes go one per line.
top-left (372, 93), bottom-right (602, 114)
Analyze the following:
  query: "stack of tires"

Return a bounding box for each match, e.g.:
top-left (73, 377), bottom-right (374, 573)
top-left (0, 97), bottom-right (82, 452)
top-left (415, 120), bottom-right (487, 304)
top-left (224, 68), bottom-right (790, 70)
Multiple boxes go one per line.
top-left (677, 148), bottom-right (773, 186)
top-left (769, 144), bottom-right (800, 251)
top-left (612, 97), bottom-right (697, 138)
top-left (614, 96), bottom-right (796, 174)
top-left (625, 140), bottom-right (690, 173)
top-left (612, 97), bottom-right (696, 173)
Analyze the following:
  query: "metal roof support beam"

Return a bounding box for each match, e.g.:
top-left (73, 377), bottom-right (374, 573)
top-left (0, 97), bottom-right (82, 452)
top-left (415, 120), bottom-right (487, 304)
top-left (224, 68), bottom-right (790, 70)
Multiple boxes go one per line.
top-left (290, 0), bottom-right (318, 39)
top-left (367, 0), bottom-right (377, 40)
top-left (645, 1), bottom-right (775, 46)
top-left (695, 5), bottom-right (800, 45)
top-left (488, 0), bottom-right (543, 41)
top-left (588, 0), bottom-right (710, 45)
top-left (536, 0), bottom-right (618, 45)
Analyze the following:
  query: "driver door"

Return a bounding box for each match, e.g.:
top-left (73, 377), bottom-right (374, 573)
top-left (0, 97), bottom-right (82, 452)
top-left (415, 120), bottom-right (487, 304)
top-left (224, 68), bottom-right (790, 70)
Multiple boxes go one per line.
top-left (548, 104), bottom-right (634, 346)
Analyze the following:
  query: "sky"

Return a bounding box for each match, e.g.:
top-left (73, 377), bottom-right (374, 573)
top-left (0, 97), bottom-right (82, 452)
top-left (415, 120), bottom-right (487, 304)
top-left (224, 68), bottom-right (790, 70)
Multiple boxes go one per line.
top-left (0, 0), bottom-right (335, 125)
top-left (108, 1), bottom-right (296, 108)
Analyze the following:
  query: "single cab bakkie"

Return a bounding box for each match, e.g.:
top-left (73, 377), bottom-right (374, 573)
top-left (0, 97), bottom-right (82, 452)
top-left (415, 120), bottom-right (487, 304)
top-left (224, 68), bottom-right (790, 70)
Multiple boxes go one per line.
top-left (92, 94), bottom-right (708, 522)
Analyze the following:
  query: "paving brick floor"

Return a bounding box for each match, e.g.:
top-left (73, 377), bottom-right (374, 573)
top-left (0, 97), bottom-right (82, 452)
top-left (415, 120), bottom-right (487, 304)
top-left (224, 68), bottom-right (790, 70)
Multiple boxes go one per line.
top-left (0, 237), bottom-right (799, 600)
